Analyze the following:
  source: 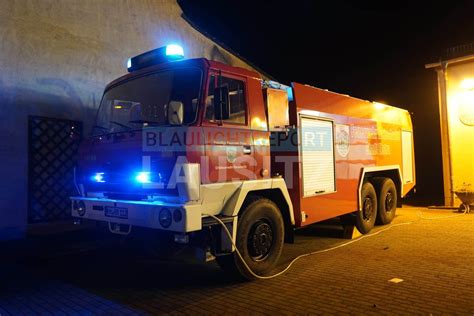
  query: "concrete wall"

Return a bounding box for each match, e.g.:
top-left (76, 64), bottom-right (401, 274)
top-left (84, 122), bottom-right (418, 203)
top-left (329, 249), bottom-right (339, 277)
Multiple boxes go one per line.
top-left (429, 56), bottom-right (474, 207)
top-left (0, 0), bottom-right (257, 240)
top-left (445, 60), bottom-right (474, 206)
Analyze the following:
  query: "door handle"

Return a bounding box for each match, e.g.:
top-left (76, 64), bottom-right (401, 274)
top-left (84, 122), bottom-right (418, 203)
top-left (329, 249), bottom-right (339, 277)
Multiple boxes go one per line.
top-left (243, 145), bottom-right (252, 155)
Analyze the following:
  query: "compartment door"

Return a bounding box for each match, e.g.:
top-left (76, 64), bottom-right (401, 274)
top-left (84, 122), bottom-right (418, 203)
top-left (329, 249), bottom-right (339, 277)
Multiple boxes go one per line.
top-left (300, 116), bottom-right (336, 197)
top-left (402, 130), bottom-right (414, 184)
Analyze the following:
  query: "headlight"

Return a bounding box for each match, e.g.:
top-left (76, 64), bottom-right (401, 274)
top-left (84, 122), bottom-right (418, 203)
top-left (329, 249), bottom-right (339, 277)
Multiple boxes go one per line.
top-left (92, 172), bottom-right (105, 183)
top-left (159, 208), bottom-right (172, 228)
top-left (135, 172), bottom-right (151, 184)
top-left (75, 201), bottom-right (86, 217)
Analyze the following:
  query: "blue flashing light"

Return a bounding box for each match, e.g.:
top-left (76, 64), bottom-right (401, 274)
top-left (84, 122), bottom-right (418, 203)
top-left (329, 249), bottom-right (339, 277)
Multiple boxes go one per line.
top-left (286, 87), bottom-right (294, 102)
top-left (127, 44), bottom-right (185, 72)
top-left (92, 172), bottom-right (105, 183)
top-left (135, 172), bottom-right (151, 184)
top-left (165, 44), bottom-right (184, 59)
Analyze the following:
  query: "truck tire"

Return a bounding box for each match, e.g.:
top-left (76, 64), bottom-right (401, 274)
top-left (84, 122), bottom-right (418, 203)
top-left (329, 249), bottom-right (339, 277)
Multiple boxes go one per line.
top-left (216, 197), bottom-right (284, 280)
top-left (373, 178), bottom-right (397, 225)
top-left (355, 182), bottom-right (378, 234)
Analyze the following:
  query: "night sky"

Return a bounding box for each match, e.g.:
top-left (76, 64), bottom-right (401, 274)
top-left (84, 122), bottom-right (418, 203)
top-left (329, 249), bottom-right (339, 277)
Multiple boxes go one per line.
top-left (179, 0), bottom-right (474, 205)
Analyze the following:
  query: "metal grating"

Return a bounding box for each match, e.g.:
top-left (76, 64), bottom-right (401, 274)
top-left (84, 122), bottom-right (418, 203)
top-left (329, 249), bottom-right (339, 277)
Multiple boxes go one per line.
top-left (445, 42), bottom-right (474, 60)
top-left (28, 116), bottom-right (82, 223)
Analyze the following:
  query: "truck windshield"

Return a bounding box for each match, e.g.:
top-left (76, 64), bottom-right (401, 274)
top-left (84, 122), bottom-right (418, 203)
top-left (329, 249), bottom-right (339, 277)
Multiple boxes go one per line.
top-left (94, 67), bottom-right (202, 135)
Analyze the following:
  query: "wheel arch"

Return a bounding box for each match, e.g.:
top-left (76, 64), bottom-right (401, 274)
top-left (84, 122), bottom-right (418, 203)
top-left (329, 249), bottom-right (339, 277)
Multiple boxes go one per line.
top-left (221, 178), bottom-right (295, 242)
top-left (243, 188), bottom-right (295, 243)
top-left (359, 165), bottom-right (403, 210)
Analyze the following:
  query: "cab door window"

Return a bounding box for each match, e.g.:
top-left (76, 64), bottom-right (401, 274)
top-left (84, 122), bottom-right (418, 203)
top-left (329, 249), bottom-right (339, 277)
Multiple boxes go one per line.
top-left (205, 75), bottom-right (247, 125)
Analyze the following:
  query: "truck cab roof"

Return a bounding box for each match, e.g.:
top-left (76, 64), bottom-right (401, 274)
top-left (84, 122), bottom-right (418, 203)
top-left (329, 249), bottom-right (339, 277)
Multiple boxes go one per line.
top-left (105, 58), bottom-right (262, 91)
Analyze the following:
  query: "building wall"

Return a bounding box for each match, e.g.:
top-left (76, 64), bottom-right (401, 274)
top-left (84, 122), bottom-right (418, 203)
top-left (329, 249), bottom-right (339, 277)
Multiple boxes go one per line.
top-left (445, 60), bottom-right (474, 206)
top-left (0, 0), bottom-right (257, 240)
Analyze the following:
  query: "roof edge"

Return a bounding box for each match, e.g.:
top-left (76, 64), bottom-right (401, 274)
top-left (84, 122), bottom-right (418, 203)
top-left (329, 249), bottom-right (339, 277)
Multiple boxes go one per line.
top-left (425, 54), bottom-right (474, 69)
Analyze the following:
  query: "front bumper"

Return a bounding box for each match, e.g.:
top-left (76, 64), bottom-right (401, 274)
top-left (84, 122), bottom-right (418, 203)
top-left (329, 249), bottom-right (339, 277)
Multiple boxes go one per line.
top-left (71, 196), bottom-right (202, 233)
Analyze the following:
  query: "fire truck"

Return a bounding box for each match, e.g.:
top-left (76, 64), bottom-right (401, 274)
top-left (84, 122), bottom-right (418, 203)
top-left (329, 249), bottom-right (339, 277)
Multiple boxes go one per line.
top-left (71, 44), bottom-right (416, 279)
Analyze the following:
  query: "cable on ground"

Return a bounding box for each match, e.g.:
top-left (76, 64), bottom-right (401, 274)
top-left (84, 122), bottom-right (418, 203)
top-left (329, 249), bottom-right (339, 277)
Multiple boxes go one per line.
top-left (204, 208), bottom-right (468, 280)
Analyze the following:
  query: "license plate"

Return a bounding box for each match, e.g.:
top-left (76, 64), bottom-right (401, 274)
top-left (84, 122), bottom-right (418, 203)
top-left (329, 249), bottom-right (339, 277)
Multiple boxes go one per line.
top-left (105, 206), bottom-right (128, 219)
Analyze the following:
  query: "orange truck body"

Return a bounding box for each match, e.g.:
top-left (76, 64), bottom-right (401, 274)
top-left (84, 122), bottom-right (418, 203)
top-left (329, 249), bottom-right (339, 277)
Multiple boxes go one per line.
top-left (280, 83), bottom-right (415, 227)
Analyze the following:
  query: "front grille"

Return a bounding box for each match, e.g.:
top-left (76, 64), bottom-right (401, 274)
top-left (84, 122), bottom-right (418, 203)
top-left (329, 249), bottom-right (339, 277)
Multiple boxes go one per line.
top-left (81, 156), bottom-right (179, 197)
top-left (85, 182), bottom-right (179, 198)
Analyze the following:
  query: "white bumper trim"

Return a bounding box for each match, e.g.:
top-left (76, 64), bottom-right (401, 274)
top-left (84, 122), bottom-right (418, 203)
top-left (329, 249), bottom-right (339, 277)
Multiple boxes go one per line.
top-left (71, 197), bottom-right (201, 233)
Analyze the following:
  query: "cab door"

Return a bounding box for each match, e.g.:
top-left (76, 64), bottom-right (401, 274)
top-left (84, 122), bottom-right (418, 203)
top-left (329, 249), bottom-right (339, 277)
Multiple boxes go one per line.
top-left (201, 72), bottom-right (255, 183)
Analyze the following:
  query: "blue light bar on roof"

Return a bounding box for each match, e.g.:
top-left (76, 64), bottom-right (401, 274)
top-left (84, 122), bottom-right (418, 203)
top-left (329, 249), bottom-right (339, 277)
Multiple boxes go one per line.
top-left (127, 44), bottom-right (185, 72)
top-left (165, 44), bottom-right (184, 58)
top-left (286, 87), bottom-right (294, 102)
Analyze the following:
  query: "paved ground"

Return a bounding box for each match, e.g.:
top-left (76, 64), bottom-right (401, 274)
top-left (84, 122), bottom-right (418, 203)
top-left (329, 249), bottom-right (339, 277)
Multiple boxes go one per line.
top-left (0, 207), bottom-right (473, 315)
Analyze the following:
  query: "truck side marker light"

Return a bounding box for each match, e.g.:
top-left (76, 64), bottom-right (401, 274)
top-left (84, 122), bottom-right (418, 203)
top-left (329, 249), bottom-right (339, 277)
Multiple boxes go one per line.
top-left (203, 208), bottom-right (468, 280)
top-left (373, 102), bottom-right (386, 110)
top-left (388, 278), bottom-right (404, 283)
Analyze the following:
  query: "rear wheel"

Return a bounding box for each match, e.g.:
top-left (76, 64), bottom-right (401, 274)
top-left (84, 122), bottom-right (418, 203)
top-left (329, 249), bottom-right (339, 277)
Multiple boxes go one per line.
top-left (373, 178), bottom-right (397, 225)
top-left (216, 198), bottom-right (284, 280)
top-left (355, 182), bottom-right (378, 234)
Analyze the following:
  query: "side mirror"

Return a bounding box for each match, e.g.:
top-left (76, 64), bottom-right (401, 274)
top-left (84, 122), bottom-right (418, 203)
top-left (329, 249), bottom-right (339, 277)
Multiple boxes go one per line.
top-left (168, 100), bottom-right (184, 125)
top-left (213, 86), bottom-right (230, 121)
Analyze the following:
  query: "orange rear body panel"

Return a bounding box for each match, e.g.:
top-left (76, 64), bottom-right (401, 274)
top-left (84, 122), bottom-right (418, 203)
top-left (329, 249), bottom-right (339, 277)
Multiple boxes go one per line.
top-left (274, 83), bottom-right (415, 227)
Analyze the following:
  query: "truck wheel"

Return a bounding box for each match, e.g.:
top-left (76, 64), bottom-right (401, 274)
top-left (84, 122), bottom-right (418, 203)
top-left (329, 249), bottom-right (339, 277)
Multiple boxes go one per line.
top-left (373, 178), bottom-right (397, 225)
top-left (216, 198), bottom-right (284, 280)
top-left (355, 182), bottom-right (378, 234)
